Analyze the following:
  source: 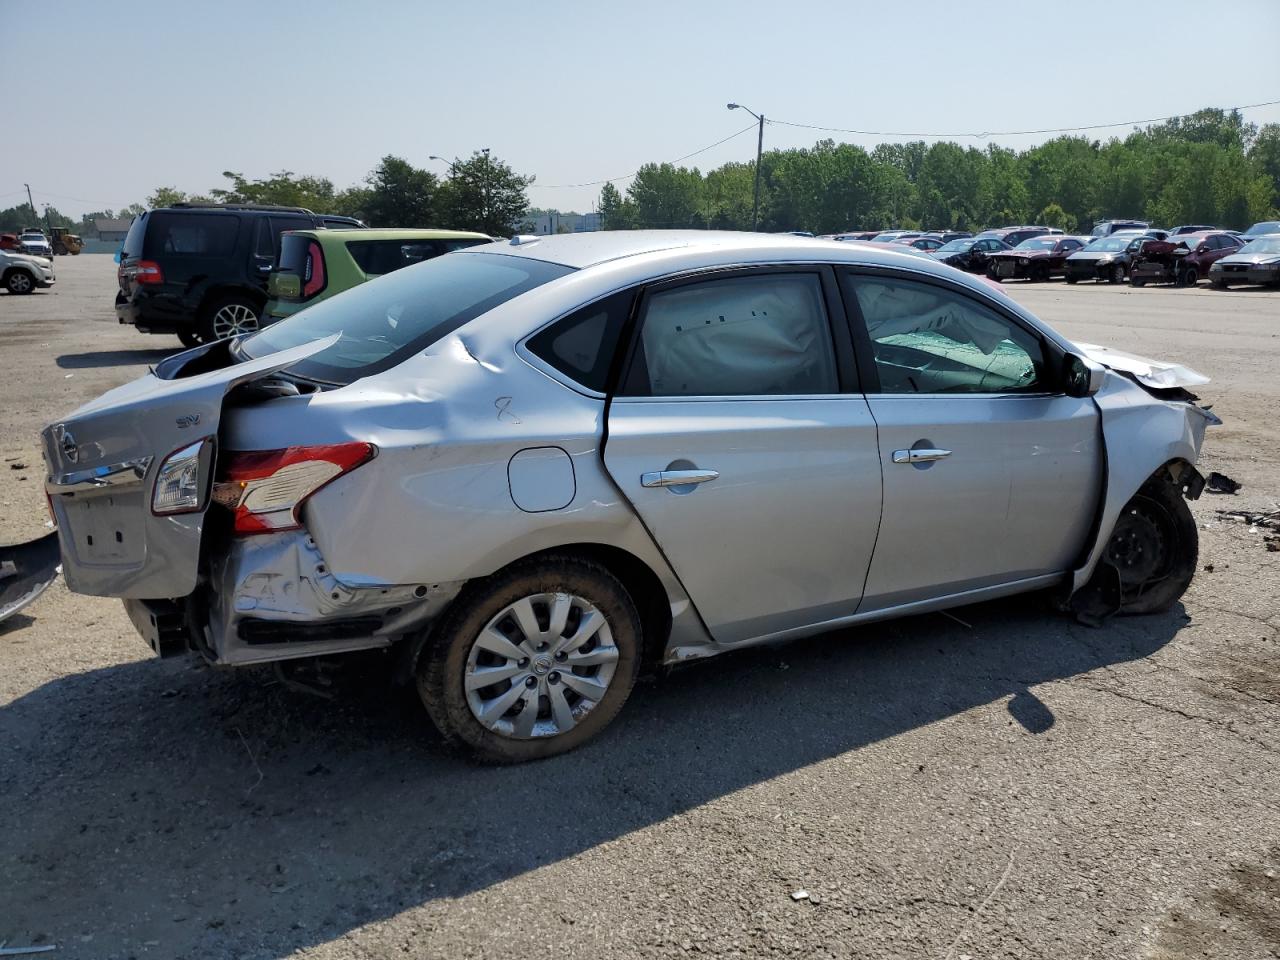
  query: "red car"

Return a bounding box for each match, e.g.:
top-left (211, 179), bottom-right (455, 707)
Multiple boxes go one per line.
top-left (985, 235), bottom-right (1089, 282)
top-left (0, 234), bottom-right (19, 251)
top-left (1130, 231), bottom-right (1244, 287)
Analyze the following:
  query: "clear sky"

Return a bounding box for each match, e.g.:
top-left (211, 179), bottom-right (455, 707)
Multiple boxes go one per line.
top-left (6, 0), bottom-right (1280, 219)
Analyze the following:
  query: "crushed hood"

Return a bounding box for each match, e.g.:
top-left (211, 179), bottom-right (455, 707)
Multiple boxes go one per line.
top-left (1074, 342), bottom-right (1209, 390)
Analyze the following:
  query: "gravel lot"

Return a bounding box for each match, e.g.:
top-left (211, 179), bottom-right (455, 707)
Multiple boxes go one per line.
top-left (1, 255), bottom-right (1277, 960)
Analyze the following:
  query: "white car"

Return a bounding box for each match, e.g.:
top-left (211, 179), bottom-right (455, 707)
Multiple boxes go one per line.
top-left (18, 232), bottom-right (52, 258)
top-left (1, 249), bottom-right (56, 294)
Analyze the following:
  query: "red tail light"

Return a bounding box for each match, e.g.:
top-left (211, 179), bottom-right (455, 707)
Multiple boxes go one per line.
top-left (211, 442), bottom-right (375, 535)
top-left (302, 241), bottom-right (326, 298)
top-left (134, 260), bottom-right (164, 285)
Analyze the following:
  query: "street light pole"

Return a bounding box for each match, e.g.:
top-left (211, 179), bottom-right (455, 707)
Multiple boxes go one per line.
top-left (727, 103), bottom-right (765, 231)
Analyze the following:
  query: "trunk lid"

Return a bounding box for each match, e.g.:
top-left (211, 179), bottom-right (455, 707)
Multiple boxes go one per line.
top-left (42, 335), bottom-right (338, 599)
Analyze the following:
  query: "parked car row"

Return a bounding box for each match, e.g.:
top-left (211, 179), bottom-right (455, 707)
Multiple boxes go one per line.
top-left (113, 203), bottom-right (490, 345)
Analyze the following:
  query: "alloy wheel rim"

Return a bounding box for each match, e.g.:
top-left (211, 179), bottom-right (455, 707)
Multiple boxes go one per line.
top-left (11, 273), bottom-right (31, 292)
top-left (464, 592), bottom-right (619, 740)
top-left (211, 303), bottom-right (260, 340)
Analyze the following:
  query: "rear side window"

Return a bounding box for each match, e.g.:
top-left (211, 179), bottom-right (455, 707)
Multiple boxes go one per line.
top-left (620, 273), bottom-right (838, 397)
top-left (143, 213), bottom-right (239, 257)
top-left (347, 238), bottom-right (489, 275)
top-left (526, 291), bottom-right (634, 393)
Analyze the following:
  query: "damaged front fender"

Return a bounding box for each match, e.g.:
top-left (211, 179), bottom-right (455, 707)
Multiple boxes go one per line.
top-left (1070, 369), bottom-right (1219, 595)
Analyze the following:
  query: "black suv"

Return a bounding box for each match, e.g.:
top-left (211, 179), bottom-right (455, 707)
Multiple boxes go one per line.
top-left (115, 204), bottom-right (365, 346)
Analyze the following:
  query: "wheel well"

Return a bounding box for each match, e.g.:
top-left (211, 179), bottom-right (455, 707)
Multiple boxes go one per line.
top-left (522, 543), bottom-right (674, 670)
top-left (393, 543), bottom-right (676, 686)
top-left (198, 285), bottom-right (265, 317)
top-left (2, 267), bottom-right (33, 282)
top-left (1147, 457), bottom-right (1202, 499)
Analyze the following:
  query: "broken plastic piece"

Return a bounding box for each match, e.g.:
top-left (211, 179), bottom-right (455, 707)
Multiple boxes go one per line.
top-left (0, 532), bottom-right (60, 625)
top-left (1205, 472), bottom-right (1242, 495)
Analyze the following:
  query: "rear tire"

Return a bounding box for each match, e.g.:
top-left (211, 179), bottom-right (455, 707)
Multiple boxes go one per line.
top-left (417, 556), bottom-right (642, 763)
top-left (1131, 276), bottom-right (1146, 287)
top-left (1065, 275), bottom-right (1078, 285)
top-left (1178, 267), bottom-right (1199, 288)
top-left (1105, 480), bottom-right (1198, 615)
top-left (198, 293), bottom-right (261, 342)
top-left (1109, 263), bottom-right (1126, 284)
top-left (1029, 262), bottom-right (1050, 283)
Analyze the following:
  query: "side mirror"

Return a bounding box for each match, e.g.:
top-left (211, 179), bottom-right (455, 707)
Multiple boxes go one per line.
top-left (1064, 353), bottom-right (1105, 398)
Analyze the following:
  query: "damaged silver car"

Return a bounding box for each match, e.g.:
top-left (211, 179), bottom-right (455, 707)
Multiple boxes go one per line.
top-left (42, 232), bottom-right (1219, 762)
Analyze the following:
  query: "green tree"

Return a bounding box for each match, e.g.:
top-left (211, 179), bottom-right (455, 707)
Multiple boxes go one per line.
top-left (209, 170), bottom-right (337, 210)
top-left (626, 163), bottom-right (703, 229)
top-left (598, 181), bottom-right (636, 230)
top-left (1036, 202), bottom-right (1076, 231)
top-left (362, 156), bottom-right (442, 227)
top-left (146, 186), bottom-right (189, 208)
top-left (440, 150), bottom-right (534, 235)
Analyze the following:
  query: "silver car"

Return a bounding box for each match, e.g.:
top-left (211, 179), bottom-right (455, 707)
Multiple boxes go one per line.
top-left (42, 232), bottom-right (1218, 762)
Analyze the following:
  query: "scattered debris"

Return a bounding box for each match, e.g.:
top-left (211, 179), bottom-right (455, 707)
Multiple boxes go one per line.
top-left (1218, 509), bottom-right (1280, 529)
top-left (1203, 563), bottom-right (1215, 573)
top-left (7, 462), bottom-right (26, 471)
top-left (235, 728), bottom-right (264, 795)
top-left (1205, 472), bottom-right (1242, 495)
top-left (1266, 536), bottom-right (1279, 553)
top-left (790, 889), bottom-right (810, 901)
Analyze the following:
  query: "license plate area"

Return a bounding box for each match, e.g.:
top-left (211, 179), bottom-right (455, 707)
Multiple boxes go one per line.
top-left (998, 261), bottom-right (1017, 276)
top-left (62, 492), bottom-right (148, 566)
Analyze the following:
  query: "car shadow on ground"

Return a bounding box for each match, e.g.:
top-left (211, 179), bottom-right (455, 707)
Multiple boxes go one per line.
top-left (55, 348), bottom-right (180, 369)
top-left (0, 594), bottom-right (1185, 958)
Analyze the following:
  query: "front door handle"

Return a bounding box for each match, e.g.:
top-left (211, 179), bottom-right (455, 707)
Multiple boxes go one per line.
top-left (892, 448), bottom-right (952, 464)
top-left (641, 469), bottom-right (720, 488)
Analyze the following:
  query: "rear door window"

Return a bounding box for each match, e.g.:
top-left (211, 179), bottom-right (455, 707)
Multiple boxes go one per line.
top-left (619, 273), bottom-right (839, 397)
top-left (143, 213), bottom-right (239, 257)
top-left (121, 215), bottom-right (146, 259)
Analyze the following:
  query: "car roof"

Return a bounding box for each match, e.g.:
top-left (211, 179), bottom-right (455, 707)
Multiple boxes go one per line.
top-left (459, 229), bottom-right (1019, 273)
top-left (292, 228), bottom-right (492, 243)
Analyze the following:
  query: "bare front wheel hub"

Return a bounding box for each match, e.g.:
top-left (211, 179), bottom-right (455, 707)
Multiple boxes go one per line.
top-left (463, 592), bottom-right (619, 740)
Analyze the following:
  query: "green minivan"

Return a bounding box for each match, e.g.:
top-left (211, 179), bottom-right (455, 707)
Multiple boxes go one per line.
top-left (264, 228), bottom-right (492, 323)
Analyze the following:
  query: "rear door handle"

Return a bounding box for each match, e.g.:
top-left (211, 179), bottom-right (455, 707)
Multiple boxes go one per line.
top-left (892, 448), bottom-right (952, 464)
top-left (641, 469), bottom-right (720, 488)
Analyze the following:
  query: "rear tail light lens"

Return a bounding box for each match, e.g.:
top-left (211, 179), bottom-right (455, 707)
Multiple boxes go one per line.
top-left (212, 442), bottom-right (375, 535)
top-left (302, 241), bottom-right (326, 298)
top-left (134, 260), bottom-right (164, 285)
top-left (152, 438), bottom-right (214, 515)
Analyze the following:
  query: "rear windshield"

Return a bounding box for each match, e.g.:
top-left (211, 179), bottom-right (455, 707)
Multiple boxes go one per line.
top-left (345, 238), bottom-right (486, 275)
top-left (240, 252), bottom-right (573, 384)
top-left (142, 212), bottom-right (239, 258)
top-left (1086, 236), bottom-right (1132, 252)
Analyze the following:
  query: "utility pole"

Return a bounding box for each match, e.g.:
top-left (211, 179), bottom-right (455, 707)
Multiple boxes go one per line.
top-left (481, 147), bottom-right (491, 234)
top-left (24, 184), bottom-right (36, 229)
top-left (726, 104), bottom-right (765, 231)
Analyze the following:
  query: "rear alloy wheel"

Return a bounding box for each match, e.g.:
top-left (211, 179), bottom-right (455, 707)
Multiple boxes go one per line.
top-left (199, 295), bottom-right (261, 342)
top-left (6, 270), bottom-right (35, 294)
top-left (1104, 481), bottom-right (1198, 615)
top-left (418, 557), bottom-right (641, 763)
top-left (1110, 263), bottom-right (1126, 284)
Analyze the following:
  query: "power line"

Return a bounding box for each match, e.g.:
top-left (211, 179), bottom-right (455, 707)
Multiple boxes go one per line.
top-left (766, 97), bottom-right (1280, 140)
top-left (531, 122), bottom-right (759, 189)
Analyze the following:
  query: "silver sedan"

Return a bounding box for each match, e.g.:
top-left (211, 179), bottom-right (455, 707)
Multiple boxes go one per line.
top-left (42, 232), bottom-right (1218, 762)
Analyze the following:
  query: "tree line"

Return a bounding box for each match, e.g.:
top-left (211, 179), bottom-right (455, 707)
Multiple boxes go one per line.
top-left (5, 107), bottom-right (1277, 241)
top-left (1, 150), bottom-right (534, 238)
top-left (598, 108), bottom-right (1280, 233)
